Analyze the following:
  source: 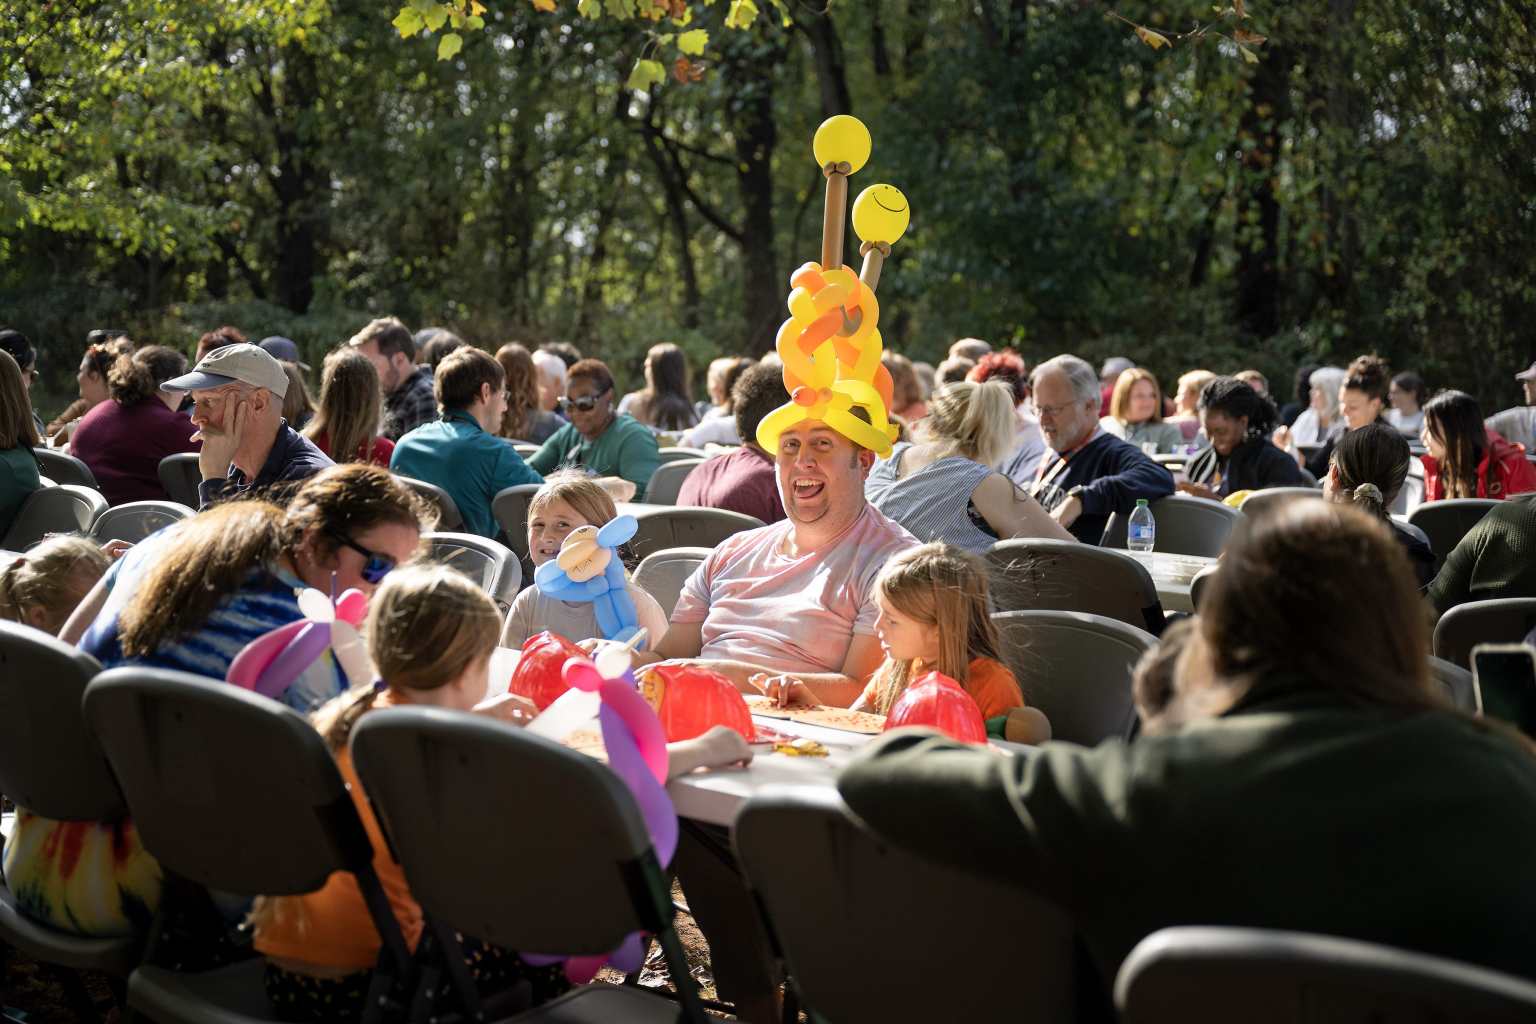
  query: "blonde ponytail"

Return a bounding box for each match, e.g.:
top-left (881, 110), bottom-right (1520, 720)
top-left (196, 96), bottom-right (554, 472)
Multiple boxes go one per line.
top-left (923, 380), bottom-right (1017, 467)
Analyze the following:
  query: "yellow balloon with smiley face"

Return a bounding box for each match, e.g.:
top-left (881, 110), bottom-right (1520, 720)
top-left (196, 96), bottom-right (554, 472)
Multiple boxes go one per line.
top-left (852, 183), bottom-right (910, 246)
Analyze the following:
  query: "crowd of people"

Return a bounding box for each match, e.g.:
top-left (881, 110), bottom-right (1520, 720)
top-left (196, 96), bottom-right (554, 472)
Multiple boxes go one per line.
top-left (2, 315), bottom-right (1536, 1021)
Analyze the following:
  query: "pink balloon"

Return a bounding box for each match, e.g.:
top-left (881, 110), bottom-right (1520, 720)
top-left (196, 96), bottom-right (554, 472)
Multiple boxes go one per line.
top-left (227, 620), bottom-right (307, 694)
top-left (334, 589), bottom-right (368, 626)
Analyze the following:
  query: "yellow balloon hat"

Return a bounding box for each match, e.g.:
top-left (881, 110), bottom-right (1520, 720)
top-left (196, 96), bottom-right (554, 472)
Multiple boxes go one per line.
top-left (813, 115), bottom-right (871, 174)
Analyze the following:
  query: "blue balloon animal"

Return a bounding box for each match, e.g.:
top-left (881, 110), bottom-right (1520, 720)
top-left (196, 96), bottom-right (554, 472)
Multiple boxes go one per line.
top-left (533, 515), bottom-right (640, 643)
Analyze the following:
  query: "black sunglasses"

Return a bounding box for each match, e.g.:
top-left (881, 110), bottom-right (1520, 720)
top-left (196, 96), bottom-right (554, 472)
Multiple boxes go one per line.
top-left (560, 385), bottom-right (612, 413)
top-left (327, 529), bottom-right (396, 584)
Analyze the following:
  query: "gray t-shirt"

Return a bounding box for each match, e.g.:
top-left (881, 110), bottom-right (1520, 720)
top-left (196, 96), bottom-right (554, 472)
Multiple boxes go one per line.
top-left (500, 580), bottom-right (669, 650)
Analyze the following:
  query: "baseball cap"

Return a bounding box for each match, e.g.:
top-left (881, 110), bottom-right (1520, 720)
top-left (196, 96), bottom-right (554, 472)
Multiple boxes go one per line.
top-left (258, 335), bottom-right (310, 372)
top-left (1516, 361), bottom-right (1536, 382)
top-left (161, 343), bottom-right (289, 399)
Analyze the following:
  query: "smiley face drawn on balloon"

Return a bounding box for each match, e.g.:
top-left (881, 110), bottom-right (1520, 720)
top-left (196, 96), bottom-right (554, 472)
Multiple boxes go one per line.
top-left (852, 184), bottom-right (910, 246)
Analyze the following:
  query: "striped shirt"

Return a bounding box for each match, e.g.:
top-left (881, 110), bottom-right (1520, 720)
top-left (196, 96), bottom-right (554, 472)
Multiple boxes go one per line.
top-left (864, 442), bottom-right (998, 553)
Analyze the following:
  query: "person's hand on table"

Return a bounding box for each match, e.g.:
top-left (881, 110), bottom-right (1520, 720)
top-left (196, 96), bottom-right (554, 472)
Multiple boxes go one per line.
top-left (666, 725), bottom-right (753, 780)
top-left (751, 673), bottom-right (821, 708)
top-left (100, 539), bottom-right (134, 561)
top-left (1175, 480), bottom-right (1219, 501)
top-left (474, 691), bottom-right (539, 727)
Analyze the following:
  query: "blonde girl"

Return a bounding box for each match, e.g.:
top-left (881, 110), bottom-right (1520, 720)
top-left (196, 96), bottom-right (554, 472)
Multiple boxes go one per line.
top-left (502, 471), bottom-right (669, 650)
top-left (0, 535), bottom-right (110, 634)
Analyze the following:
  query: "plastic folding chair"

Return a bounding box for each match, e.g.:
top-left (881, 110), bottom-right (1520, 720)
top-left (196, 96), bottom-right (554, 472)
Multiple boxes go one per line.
top-left (90, 500), bottom-right (195, 545)
top-left (33, 446), bottom-right (99, 488)
top-left (424, 531), bottom-right (524, 611)
top-left (657, 446), bottom-right (707, 465)
top-left (644, 458), bottom-right (705, 505)
top-left (1116, 926), bottom-right (1536, 1024)
top-left (396, 474), bottom-right (464, 531)
top-left (3, 484), bottom-right (109, 549)
top-left (81, 668), bottom-right (415, 1024)
top-left (1410, 498), bottom-right (1499, 570)
top-left (1433, 598), bottom-right (1536, 668)
top-left (512, 443), bottom-right (540, 461)
top-left (1101, 494), bottom-right (1240, 557)
top-left (1189, 564), bottom-right (1220, 611)
top-left (632, 546), bottom-right (712, 619)
top-left (629, 507), bottom-right (764, 561)
top-left (492, 482), bottom-right (545, 563)
top-left (1429, 655), bottom-right (1475, 711)
top-left (0, 624), bottom-right (141, 983)
top-left (734, 789), bottom-right (1076, 1024)
top-left (1236, 487), bottom-right (1324, 519)
top-left (992, 609), bottom-right (1156, 745)
top-left (350, 707), bottom-right (710, 1023)
top-left (157, 453), bottom-right (204, 509)
top-left (987, 538), bottom-right (1166, 634)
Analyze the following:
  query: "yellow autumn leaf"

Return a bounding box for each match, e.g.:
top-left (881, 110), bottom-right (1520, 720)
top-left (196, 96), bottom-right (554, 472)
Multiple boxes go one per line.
top-left (531, 0), bottom-right (557, 11)
top-left (626, 57), bottom-right (666, 91)
top-left (677, 28), bottom-right (708, 55)
top-left (437, 31), bottom-right (463, 59)
top-left (1135, 25), bottom-right (1171, 50)
top-left (1239, 43), bottom-right (1260, 63)
top-left (725, 0), bottom-right (759, 30)
top-left (470, 0), bottom-right (487, 13)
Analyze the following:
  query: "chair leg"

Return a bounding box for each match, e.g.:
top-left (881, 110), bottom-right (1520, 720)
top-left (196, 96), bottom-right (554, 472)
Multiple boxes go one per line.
top-left (655, 926), bottom-right (711, 1024)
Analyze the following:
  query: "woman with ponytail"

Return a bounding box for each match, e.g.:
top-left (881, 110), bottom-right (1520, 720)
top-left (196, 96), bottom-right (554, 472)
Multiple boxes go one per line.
top-left (70, 344), bottom-right (199, 504)
top-left (1181, 376), bottom-right (1312, 499)
top-left (1324, 422), bottom-right (1436, 587)
top-left (865, 380), bottom-right (1072, 551)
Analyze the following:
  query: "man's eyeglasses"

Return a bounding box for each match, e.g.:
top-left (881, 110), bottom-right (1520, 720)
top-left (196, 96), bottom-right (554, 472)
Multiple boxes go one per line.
top-left (560, 386), bottom-right (612, 413)
top-left (1032, 399), bottom-right (1083, 419)
top-left (328, 529), bottom-right (396, 584)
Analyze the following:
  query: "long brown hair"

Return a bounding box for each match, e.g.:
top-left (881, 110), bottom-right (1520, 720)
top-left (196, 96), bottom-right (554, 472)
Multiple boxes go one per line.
top-left (630, 343), bottom-right (696, 431)
top-left (495, 343), bottom-right (541, 439)
top-left (304, 348), bottom-right (382, 463)
top-left (0, 350), bottom-right (39, 450)
top-left (1424, 390), bottom-right (1488, 499)
top-left (865, 543), bottom-right (1001, 715)
top-left (118, 465), bottom-right (431, 657)
top-left (1331, 422), bottom-right (1409, 519)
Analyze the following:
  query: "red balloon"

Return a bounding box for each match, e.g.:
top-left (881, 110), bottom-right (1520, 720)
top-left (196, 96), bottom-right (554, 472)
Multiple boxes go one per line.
top-left (883, 671), bottom-right (987, 744)
top-left (509, 631), bottom-right (588, 710)
top-left (638, 663), bottom-right (754, 742)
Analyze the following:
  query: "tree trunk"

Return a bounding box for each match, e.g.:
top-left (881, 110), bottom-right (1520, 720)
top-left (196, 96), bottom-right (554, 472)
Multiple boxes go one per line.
top-left (1234, 44), bottom-right (1293, 339)
top-left (729, 52), bottom-right (782, 355)
top-left (263, 45), bottom-right (327, 313)
top-left (796, 6), bottom-right (852, 117)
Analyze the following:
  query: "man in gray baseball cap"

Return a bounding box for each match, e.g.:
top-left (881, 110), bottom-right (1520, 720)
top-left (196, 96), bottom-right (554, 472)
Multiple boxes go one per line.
top-left (162, 343), bottom-right (332, 509)
top-left (1486, 358), bottom-right (1536, 454)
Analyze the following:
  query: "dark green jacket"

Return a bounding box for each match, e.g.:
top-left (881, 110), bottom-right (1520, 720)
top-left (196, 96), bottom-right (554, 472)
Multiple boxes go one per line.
top-left (840, 687), bottom-right (1536, 984)
top-left (527, 413), bottom-right (660, 501)
top-left (1429, 494), bottom-right (1536, 614)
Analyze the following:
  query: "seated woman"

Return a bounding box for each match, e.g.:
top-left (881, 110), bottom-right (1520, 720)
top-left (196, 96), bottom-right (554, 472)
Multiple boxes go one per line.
top-left (495, 343), bottom-right (565, 444)
top-left (1388, 371), bottom-right (1426, 438)
top-left (618, 342), bottom-right (700, 433)
top-left (501, 472), bottom-right (669, 649)
top-left (70, 344), bottom-right (199, 504)
top-left (1275, 364), bottom-right (1346, 452)
top-left (1297, 354), bottom-right (1391, 478)
top-left (1098, 368), bottom-right (1183, 454)
top-left (0, 350), bottom-right (41, 537)
top-left (840, 500), bottom-right (1536, 998)
top-left (682, 356), bottom-right (755, 448)
top-left (304, 348), bottom-right (395, 467)
top-left (1323, 422), bottom-right (1435, 587)
top-left (882, 352), bottom-right (928, 423)
top-left (865, 380), bottom-right (1072, 553)
top-left (0, 535), bottom-right (110, 633)
top-left (1164, 368), bottom-right (1215, 443)
top-left (1179, 377), bottom-right (1310, 500)
top-left (1420, 389), bottom-right (1536, 502)
top-left (46, 335), bottom-right (128, 445)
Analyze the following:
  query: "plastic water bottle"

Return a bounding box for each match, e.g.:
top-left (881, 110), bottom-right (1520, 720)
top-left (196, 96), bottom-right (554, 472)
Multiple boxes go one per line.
top-left (1128, 498), bottom-right (1156, 560)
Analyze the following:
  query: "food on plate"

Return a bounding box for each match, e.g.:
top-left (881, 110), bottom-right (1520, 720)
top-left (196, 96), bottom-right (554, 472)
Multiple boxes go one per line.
top-left (772, 737), bottom-right (829, 758)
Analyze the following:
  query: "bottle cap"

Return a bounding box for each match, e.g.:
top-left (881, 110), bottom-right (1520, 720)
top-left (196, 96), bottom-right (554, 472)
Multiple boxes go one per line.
top-left (1135, 498), bottom-right (1149, 507)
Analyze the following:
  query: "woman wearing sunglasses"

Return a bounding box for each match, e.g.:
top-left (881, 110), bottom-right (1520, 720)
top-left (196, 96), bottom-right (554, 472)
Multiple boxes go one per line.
top-left (526, 358), bottom-right (662, 500)
top-left (67, 463), bottom-right (429, 713)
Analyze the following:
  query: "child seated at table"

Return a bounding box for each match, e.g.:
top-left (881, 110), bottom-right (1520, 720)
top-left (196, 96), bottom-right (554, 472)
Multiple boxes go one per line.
top-left (0, 534), bottom-right (110, 634)
top-left (254, 563), bottom-right (747, 1022)
top-left (502, 471), bottom-right (670, 649)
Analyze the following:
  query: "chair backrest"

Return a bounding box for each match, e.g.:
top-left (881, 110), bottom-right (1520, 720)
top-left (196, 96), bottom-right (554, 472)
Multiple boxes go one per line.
top-left (33, 447), bottom-right (98, 488)
top-left (1409, 498), bottom-right (1499, 569)
top-left (0, 622), bottom-right (122, 821)
top-left (89, 500), bottom-right (195, 545)
top-left (396, 475), bottom-right (464, 531)
top-left (512, 442), bottom-right (539, 460)
top-left (2, 484), bottom-right (109, 549)
top-left (645, 458), bottom-right (705, 505)
top-left (657, 446), bottom-right (706, 465)
top-left (1433, 598), bottom-right (1536, 668)
top-left (424, 531), bottom-right (523, 611)
top-left (1429, 655), bottom-right (1475, 711)
top-left (991, 610), bottom-right (1156, 745)
top-left (987, 539), bottom-right (1165, 634)
top-left (1116, 926), bottom-right (1536, 1024)
top-left (1189, 564), bottom-right (1220, 611)
top-left (1236, 487), bottom-right (1324, 519)
top-left (82, 667), bottom-right (379, 898)
top-left (491, 482), bottom-right (545, 562)
top-left (632, 546), bottom-right (712, 619)
top-left (350, 708), bottom-right (663, 956)
top-left (156, 452), bottom-right (203, 508)
top-left (1101, 495), bottom-right (1240, 557)
top-left (734, 789), bottom-right (1076, 1023)
top-left (1391, 460), bottom-right (1427, 516)
top-left (629, 507), bottom-right (764, 560)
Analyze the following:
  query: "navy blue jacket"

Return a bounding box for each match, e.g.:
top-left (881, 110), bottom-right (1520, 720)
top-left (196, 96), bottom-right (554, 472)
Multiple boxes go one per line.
top-left (1031, 431), bottom-right (1175, 544)
top-left (199, 421), bottom-right (334, 509)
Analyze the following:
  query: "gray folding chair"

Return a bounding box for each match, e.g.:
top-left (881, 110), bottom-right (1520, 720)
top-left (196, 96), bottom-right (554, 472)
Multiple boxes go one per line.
top-left (1101, 495), bottom-right (1240, 557)
top-left (350, 707), bottom-right (709, 1023)
top-left (0, 623), bottom-right (141, 979)
top-left (644, 458), bottom-right (704, 506)
top-left (629, 507), bottom-right (764, 561)
top-left (90, 500), bottom-right (195, 545)
top-left (987, 538), bottom-right (1166, 634)
top-left (34, 446), bottom-right (99, 488)
top-left (992, 610), bottom-right (1156, 745)
top-left (1188, 564), bottom-right (1220, 611)
top-left (657, 446), bottom-right (706, 465)
top-left (632, 546), bottom-right (712, 619)
top-left (1236, 487), bottom-right (1324, 519)
top-left (512, 442), bottom-right (540, 460)
top-left (1433, 598), bottom-right (1536, 668)
top-left (424, 531), bottom-right (524, 612)
top-left (1410, 498), bottom-right (1499, 571)
top-left (3, 484), bottom-right (109, 549)
top-left (492, 482), bottom-right (545, 562)
top-left (734, 789), bottom-right (1076, 1024)
top-left (1116, 926), bottom-right (1536, 1024)
top-left (396, 474), bottom-right (463, 531)
top-left (1429, 655), bottom-right (1475, 711)
top-left (1391, 460), bottom-right (1426, 516)
top-left (157, 452), bottom-right (204, 508)
top-left (81, 668), bottom-right (414, 1024)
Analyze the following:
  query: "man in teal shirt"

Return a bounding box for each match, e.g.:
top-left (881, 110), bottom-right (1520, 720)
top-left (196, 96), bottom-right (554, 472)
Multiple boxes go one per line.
top-left (527, 358), bottom-right (661, 500)
top-left (391, 347), bottom-right (541, 537)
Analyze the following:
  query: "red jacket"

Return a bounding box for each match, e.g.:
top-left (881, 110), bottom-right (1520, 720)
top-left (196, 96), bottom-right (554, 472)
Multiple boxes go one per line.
top-left (1421, 430), bottom-right (1536, 501)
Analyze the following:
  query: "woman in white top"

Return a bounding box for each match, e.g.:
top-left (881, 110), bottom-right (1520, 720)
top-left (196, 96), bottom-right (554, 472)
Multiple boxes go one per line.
top-left (1277, 365), bottom-right (1347, 447)
top-left (682, 357), bottom-right (755, 448)
top-left (1387, 371), bottom-right (1426, 438)
top-left (1164, 368), bottom-right (1216, 443)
